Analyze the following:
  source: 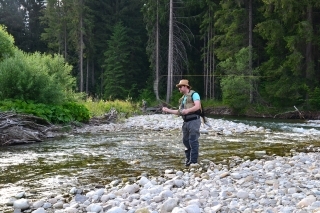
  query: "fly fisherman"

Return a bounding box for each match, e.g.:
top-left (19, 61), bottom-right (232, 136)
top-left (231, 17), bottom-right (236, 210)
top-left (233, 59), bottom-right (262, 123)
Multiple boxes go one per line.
top-left (162, 79), bottom-right (201, 167)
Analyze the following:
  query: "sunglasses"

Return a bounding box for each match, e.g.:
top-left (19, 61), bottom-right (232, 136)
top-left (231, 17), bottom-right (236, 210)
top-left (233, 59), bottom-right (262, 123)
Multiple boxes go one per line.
top-left (178, 85), bottom-right (184, 88)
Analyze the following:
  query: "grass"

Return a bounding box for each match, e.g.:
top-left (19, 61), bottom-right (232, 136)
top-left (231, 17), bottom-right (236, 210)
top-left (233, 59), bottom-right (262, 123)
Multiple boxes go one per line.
top-left (80, 97), bottom-right (141, 118)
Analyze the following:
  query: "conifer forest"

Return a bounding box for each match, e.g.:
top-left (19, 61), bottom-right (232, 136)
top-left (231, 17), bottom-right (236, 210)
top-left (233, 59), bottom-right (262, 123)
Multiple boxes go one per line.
top-left (1, 0), bottom-right (320, 111)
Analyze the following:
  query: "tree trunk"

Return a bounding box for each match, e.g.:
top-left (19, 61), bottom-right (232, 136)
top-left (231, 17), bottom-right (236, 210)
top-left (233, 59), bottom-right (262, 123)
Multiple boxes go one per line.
top-left (86, 58), bottom-right (89, 94)
top-left (248, 0), bottom-right (253, 103)
top-left (306, 5), bottom-right (313, 81)
top-left (166, 0), bottom-right (173, 103)
top-left (79, 1), bottom-right (84, 92)
top-left (154, 0), bottom-right (160, 101)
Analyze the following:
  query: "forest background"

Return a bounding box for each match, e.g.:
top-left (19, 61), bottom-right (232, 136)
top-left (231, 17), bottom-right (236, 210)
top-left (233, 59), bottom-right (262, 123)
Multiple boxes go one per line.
top-left (1, 0), bottom-right (320, 123)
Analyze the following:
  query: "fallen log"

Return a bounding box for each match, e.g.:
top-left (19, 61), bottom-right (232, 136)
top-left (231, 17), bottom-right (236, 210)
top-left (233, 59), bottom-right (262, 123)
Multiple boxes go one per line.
top-left (0, 112), bottom-right (54, 146)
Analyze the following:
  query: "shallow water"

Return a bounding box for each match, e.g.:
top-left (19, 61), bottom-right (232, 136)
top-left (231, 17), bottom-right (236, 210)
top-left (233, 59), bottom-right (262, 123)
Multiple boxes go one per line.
top-left (1, 117), bottom-right (320, 212)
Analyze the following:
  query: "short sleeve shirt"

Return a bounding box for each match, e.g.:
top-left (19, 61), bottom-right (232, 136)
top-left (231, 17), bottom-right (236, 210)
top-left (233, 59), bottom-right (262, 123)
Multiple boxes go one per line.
top-left (182, 92), bottom-right (200, 106)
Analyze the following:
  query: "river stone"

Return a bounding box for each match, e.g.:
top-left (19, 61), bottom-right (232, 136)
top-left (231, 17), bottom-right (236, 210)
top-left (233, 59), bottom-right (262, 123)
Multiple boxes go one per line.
top-left (138, 176), bottom-right (150, 186)
top-left (6, 197), bottom-right (17, 206)
top-left (106, 206), bottom-right (125, 213)
top-left (52, 201), bottom-right (64, 209)
top-left (236, 190), bottom-right (249, 199)
top-left (42, 202), bottom-right (52, 209)
top-left (15, 191), bottom-right (26, 199)
top-left (74, 194), bottom-right (87, 203)
top-left (160, 198), bottom-right (179, 213)
top-left (33, 200), bottom-right (45, 208)
top-left (69, 187), bottom-right (77, 194)
top-left (13, 199), bottom-right (30, 210)
top-left (135, 207), bottom-right (150, 213)
top-left (64, 207), bottom-right (77, 213)
top-left (172, 207), bottom-right (187, 213)
top-left (31, 207), bottom-right (47, 213)
top-left (86, 203), bottom-right (103, 212)
top-left (173, 179), bottom-right (184, 188)
top-left (159, 189), bottom-right (172, 198)
top-left (184, 204), bottom-right (201, 213)
top-left (219, 172), bottom-right (229, 178)
top-left (123, 184), bottom-right (139, 194)
top-left (297, 195), bottom-right (316, 208)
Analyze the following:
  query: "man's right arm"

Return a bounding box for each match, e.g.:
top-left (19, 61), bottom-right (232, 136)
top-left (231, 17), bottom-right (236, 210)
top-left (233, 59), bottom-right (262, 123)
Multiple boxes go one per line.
top-left (162, 107), bottom-right (180, 115)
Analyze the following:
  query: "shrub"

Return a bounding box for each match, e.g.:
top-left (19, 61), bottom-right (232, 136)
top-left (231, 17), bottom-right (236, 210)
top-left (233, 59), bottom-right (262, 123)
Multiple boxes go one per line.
top-left (0, 50), bottom-right (76, 104)
top-left (0, 100), bottom-right (89, 124)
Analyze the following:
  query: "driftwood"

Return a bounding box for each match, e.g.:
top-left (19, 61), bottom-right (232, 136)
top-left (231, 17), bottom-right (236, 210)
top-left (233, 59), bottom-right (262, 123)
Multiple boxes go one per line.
top-left (0, 112), bottom-right (55, 146)
top-left (89, 108), bottom-right (119, 125)
top-left (273, 106), bottom-right (305, 119)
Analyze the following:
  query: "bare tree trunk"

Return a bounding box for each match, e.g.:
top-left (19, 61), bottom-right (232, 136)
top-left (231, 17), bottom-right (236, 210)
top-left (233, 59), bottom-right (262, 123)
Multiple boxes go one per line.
top-left (204, 36), bottom-right (207, 100)
top-left (166, 0), bottom-right (173, 103)
top-left (211, 20), bottom-right (215, 100)
top-left (91, 61), bottom-right (95, 94)
top-left (203, 8), bottom-right (215, 100)
top-left (64, 23), bottom-right (67, 61)
top-left (86, 58), bottom-right (89, 94)
top-left (79, 0), bottom-right (84, 92)
top-left (306, 5), bottom-right (313, 81)
top-left (248, 0), bottom-right (253, 103)
top-left (154, 0), bottom-right (160, 101)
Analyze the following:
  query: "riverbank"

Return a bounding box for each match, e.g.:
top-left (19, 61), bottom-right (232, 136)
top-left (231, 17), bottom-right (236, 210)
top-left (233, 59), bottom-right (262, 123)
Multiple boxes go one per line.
top-left (4, 114), bottom-right (320, 213)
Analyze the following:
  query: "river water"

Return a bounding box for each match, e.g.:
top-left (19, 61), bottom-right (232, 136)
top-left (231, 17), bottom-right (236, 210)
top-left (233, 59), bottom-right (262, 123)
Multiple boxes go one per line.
top-left (1, 116), bottom-right (320, 212)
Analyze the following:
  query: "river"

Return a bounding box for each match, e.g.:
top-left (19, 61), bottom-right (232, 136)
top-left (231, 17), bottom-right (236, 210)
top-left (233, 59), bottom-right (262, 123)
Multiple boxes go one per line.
top-left (1, 116), bottom-right (320, 212)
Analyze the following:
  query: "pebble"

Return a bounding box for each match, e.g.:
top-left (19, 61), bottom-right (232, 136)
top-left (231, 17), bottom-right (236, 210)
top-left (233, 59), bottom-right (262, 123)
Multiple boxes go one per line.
top-left (5, 115), bottom-right (320, 212)
top-left (5, 152), bottom-right (320, 213)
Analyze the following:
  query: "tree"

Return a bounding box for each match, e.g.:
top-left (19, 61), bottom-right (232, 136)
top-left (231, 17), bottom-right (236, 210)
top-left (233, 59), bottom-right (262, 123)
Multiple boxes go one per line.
top-left (219, 47), bottom-right (255, 111)
top-left (19, 0), bottom-right (46, 52)
top-left (255, 0), bottom-right (320, 107)
top-left (0, 25), bottom-right (15, 61)
top-left (0, 0), bottom-right (25, 49)
top-left (199, 0), bottom-right (219, 100)
top-left (103, 21), bottom-right (130, 100)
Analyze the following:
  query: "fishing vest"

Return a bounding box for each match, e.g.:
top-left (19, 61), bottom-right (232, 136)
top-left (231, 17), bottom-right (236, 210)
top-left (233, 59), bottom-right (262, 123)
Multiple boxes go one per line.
top-left (179, 90), bottom-right (197, 111)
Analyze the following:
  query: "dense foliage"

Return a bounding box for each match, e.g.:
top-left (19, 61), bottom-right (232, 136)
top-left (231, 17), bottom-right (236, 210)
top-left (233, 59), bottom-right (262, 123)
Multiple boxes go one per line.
top-left (0, 0), bottom-right (320, 112)
top-left (0, 50), bottom-right (76, 104)
top-left (0, 100), bottom-right (90, 123)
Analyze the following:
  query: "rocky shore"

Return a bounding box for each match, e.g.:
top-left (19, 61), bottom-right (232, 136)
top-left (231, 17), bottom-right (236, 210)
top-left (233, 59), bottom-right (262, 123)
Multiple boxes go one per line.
top-left (4, 114), bottom-right (320, 213)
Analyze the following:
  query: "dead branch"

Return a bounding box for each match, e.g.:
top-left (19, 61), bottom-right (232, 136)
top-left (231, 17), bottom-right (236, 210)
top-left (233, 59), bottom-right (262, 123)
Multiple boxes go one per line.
top-left (0, 112), bottom-right (54, 146)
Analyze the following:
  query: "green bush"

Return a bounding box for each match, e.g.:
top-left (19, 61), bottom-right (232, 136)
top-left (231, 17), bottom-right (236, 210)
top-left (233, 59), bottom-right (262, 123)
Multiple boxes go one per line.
top-left (309, 87), bottom-right (320, 110)
top-left (0, 25), bottom-right (15, 61)
top-left (0, 50), bottom-right (76, 104)
top-left (0, 100), bottom-right (89, 124)
top-left (221, 76), bottom-right (250, 113)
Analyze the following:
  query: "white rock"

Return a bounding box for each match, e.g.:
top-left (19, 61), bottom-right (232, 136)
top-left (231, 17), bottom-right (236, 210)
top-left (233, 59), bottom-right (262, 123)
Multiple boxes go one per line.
top-left (297, 195), bottom-right (316, 208)
top-left (139, 176), bottom-right (150, 186)
top-left (86, 203), bottom-right (103, 212)
top-left (106, 206), bottom-right (125, 213)
top-left (32, 200), bottom-right (45, 208)
top-left (31, 208), bottom-right (47, 213)
top-left (184, 204), bottom-right (201, 213)
top-left (172, 207), bottom-right (187, 213)
top-left (123, 184), bottom-right (139, 194)
top-left (160, 198), bottom-right (179, 213)
top-left (13, 199), bottom-right (30, 210)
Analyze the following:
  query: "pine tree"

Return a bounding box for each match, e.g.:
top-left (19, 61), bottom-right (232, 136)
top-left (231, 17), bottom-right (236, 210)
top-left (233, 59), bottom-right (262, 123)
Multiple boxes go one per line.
top-left (103, 21), bottom-right (130, 100)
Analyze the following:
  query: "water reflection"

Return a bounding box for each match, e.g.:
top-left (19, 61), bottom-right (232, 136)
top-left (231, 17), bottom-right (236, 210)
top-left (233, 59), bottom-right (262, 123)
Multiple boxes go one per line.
top-left (1, 117), bottom-right (320, 212)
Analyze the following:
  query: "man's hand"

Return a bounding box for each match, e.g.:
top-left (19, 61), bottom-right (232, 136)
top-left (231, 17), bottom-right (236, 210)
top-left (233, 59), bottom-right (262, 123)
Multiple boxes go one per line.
top-left (162, 107), bottom-right (169, 113)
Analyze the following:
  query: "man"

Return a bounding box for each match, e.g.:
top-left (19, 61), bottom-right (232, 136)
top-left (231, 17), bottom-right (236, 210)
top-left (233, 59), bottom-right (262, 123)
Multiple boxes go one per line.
top-left (162, 79), bottom-right (201, 167)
